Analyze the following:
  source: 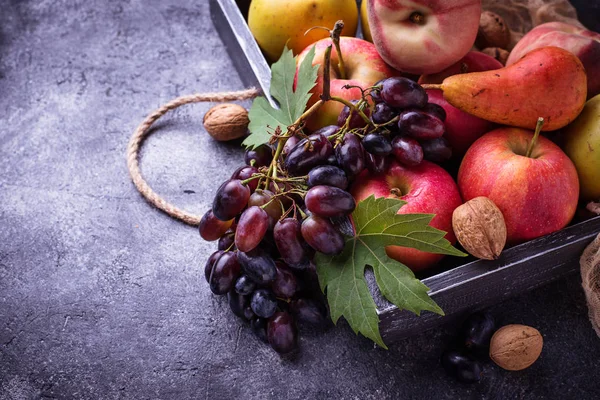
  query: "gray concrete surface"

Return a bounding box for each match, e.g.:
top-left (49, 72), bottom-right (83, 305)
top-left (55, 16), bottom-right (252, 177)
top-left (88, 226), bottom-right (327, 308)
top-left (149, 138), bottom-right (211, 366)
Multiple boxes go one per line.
top-left (1, 1), bottom-right (599, 399)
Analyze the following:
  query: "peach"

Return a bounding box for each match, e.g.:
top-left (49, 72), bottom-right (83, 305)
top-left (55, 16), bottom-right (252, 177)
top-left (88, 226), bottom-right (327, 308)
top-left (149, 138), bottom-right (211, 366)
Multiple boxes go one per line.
top-left (366, 0), bottom-right (482, 75)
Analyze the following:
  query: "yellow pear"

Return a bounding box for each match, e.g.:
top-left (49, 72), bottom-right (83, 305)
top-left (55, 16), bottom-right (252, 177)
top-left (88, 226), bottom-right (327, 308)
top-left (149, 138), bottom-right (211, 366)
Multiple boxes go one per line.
top-left (563, 94), bottom-right (600, 202)
top-left (248, 0), bottom-right (358, 62)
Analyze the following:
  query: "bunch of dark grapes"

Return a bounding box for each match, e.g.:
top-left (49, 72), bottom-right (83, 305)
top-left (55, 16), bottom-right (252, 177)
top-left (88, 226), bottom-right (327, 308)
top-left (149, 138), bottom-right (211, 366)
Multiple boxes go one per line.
top-left (358, 76), bottom-right (452, 167)
top-left (199, 76), bottom-right (451, 355)
top-left (441, 311), bottom-right (497, 383)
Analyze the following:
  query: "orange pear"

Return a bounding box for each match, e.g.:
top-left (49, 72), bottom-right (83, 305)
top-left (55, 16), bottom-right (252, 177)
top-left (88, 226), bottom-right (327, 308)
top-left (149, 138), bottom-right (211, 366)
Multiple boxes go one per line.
top-left (423, 47), bottom-right (587, 131)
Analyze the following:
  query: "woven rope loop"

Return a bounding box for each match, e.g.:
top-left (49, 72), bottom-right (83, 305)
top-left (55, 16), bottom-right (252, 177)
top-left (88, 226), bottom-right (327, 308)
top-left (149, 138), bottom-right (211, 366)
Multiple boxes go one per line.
top-left (126, 88), bottom-right (261, 226)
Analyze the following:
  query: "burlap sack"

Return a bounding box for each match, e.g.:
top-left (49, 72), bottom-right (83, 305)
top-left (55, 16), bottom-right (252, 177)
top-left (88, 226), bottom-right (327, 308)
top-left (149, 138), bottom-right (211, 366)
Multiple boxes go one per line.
top-left (482, 0), bottom-right (584, 48)
top-left (581, 232), bottom-right (600, 337)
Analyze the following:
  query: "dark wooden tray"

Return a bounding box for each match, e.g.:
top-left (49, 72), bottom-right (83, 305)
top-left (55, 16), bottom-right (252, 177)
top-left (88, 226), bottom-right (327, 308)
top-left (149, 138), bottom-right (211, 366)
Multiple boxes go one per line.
top-left (209, 0), bottom-right (600, 342)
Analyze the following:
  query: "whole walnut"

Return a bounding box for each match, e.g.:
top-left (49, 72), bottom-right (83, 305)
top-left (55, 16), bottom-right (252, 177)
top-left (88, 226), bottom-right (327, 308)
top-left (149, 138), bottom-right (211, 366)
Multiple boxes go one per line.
top-left (490, 324), bottom-right (543, 371)
top-left (476, 11), bottom-right (511, 50)
top-left (203, 103), bottom-right (249, 141)
top-left (452, 197), bottom-right (507, 260)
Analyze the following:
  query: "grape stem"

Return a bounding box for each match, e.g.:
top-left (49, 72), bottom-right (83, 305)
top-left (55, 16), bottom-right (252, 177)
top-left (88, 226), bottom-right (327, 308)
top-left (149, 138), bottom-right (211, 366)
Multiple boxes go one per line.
top-left (525, 117), bottom-right (544, 158)
top-left (331, 96), bottom-right (371, 124)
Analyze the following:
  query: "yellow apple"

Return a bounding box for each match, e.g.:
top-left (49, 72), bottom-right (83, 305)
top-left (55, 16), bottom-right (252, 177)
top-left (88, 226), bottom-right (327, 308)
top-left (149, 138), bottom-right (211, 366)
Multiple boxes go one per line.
top-left (360, 0), bottom-right (372, 42)
top-left (248, 0), bottom-right (358, 62)
top-left (563, 94), bottom-right (600, 202)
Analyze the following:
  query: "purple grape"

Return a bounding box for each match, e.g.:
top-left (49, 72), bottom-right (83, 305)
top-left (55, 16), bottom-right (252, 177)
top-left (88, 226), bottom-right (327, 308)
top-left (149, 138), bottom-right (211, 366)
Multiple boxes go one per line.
top-left (362, 133), bottom-right (392, 155)
top-left (245, 144), bottom-right (273, 167)
top-left (237, 248), bottom-right (277, 285)
top-left (290, 298), bottom-right (328, 326)
top-left (283, 135), bottom-right (301, 155)
top-left (251, 317), bottom-right (269, 343)
top-left (441, 350), bottom-right (483, 383)
top-left (273, 218), bottom-right (310, 269)
top-left (231, 165), bottom-right (259, 192)
top-left (251, 289), bottom-right (277, 318)
top-left (234, 275), bottom-right (256, 295)
top-left (272, 262), bottom-right (298, 299)
top-left (305, 185), bottom-right (356, 218)
top-left (423, 102), bottom-right (447, 121)
top-left (235, 206), bottom-right (269, 252)
top-left (330, 215), bottom-right (356, 237)
top-left (337, 100), bottom-right (369, 129)
top-left (380, 77), bottom-right (428, 109)
top-left (248, 189), bottom-right (282, 230)
top-left (335, 133), bottom-right (365, 178)
top-left (307, 165), bottom-right (348, 190)
top-left (301, 215), bottom-right (345, 255)
top-left (371, 102), bottom-right (397, 125)
top-left (421, 137), bottom-right (452, 163)
top-left (268, 312), bottom-right (298, 354)
top-left (228, 291), bottom-right (254, 321)
top-left (460, 312), bottom-right (496, 352)
top-left (209, 251), bottom-right (241, 295)
top-left (212, 179), bottom-right (251, 221)
top-left (398, 110), bottom-right (445, 140)
top-left (285, 133), bottom-right (334, 176)
top-left (365, 153), bottom-right (389, 175)
top-left (198, 209), bottom-right (233, 241)
top-left (370, 79), bottom-right (385, 103)
top-left (218, 229), bottom-right (235, 251)
top-left (312, 125), bottom-right (340, 138)
top-left (392, 136), bottom-right (423, 166)
top-left (204, 250), bottom-right (224, 283)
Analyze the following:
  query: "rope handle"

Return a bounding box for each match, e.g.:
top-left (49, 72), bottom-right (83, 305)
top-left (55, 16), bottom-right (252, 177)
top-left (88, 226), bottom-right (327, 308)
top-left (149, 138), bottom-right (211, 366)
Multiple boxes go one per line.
top-left (126, 88), bottom-right (261, 226)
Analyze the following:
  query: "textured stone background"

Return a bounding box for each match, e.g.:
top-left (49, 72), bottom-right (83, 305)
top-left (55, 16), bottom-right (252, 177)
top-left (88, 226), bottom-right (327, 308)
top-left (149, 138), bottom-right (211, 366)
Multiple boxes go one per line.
top-left (1, 1), bottom-right (599, 399)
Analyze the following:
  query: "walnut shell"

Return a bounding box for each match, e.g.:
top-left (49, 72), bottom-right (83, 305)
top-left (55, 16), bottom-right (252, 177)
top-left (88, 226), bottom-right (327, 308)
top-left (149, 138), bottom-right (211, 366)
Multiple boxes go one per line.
top-left (476, 11), bottom-right (511, 50)
top-left (452, 197), bottom-right (507, 260)
top-left (203, 103), bottom-right (249, 141)
top-left (490, 324), bottom-right (543, 371)
top-left (481, 47), bottom-right (510, 66)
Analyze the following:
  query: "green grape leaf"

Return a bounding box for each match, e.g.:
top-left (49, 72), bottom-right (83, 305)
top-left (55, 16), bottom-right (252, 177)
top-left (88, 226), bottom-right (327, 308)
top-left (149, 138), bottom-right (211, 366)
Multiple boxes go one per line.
top-left (315, 196), bottom-right (467, 349)
top-left (244, 45), bottom-right (318, 149)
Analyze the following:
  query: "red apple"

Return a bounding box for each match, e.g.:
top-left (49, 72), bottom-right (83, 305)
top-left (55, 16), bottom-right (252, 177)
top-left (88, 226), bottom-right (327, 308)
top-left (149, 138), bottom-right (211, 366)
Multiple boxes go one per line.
top-left (458, 127), bottom-right (579, 245)
top-left (296, 37), bottom-right (398, 131)
top-left (418, 51), bottom-right (503, 85)
top-left (507, 22), bottom-right (600, 99)
top-left (367, 0), bottom-right (482, 75)
top-left (351, 160), bottom-right (463, 272)
top-left (426, 89), bottom-right (495, 157)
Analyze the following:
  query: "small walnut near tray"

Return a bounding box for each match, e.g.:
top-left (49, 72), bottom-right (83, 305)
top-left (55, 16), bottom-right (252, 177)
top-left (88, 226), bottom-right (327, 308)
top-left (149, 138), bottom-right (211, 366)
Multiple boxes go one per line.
top-left (209, 0), bottom-right (600, 343)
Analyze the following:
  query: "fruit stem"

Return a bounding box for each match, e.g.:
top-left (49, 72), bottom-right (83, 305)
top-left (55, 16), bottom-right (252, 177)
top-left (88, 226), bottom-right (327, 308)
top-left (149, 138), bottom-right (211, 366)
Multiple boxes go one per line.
top-left (321, 45), bottom-right (333, 101)
top-left (240, 174), bottom-right (262, 186)
top-left (525, 117), bottom-right (544, 158)
top-left (420, 84), bottom-right (443, 91)
top-left (330, 20), bottom-right (346, 80)
top-left (331, 95), bottom-right (371, 124)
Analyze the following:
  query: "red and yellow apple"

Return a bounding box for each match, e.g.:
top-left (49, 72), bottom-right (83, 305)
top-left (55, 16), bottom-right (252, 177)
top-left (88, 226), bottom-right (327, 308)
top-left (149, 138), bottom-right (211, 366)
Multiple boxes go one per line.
top-left (296, 37), bottom-right (398, 131)
top-left (507, 22), bottom-right (600, 99)
top-left (562, 94), bottom-right (600, 202)
top-left (351, 160), bottom-right (463, 272)
top-left (458, 127), bottom-right (579, 245)
top-left (366, 0), bottom-right (482, 75)
top-left (248, 0), bottom-right (358, 62)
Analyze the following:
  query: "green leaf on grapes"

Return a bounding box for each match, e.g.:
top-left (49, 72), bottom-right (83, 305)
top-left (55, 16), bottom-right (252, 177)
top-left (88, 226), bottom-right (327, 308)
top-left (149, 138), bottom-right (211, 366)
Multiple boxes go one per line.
top-left (244, 45), bottom-right (318, 149)
top-left (315, 196), bottom-right (467, 349)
